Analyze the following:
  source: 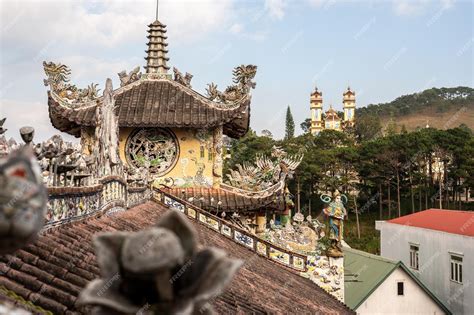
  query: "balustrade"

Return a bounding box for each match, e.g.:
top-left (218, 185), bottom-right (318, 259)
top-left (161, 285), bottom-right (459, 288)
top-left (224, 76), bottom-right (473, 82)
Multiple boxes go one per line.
top-left (153, 187), bottom-right (308, 272)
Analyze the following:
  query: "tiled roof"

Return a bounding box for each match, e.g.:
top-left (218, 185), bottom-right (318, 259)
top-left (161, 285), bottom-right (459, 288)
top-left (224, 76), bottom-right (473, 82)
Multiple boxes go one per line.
top-left (165, 186), bottom-right (286, 212)
top-left (387, 209), bottom-right (474, 237)
top-left (48, 79), bottom-right (251, 138)
top-left (344, 248), bottom-right (399, 310)
top-left (0, 202), bottom-right (353, 314)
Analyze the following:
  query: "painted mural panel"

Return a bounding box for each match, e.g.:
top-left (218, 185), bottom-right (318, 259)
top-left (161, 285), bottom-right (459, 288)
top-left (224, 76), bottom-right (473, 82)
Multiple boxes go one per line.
top-left (187, 207), bottom-right (196, 219)
top-left (164, 196), bottom-right (185, 212)
top-left (119, 127), bottom-right (223, 188)
top-left (257, 241), bottom-right (267, 256)
top-left (221, 224), bottom-right (232, 237)
top-left (234, 231), bottom-right (254, 248)
top-left (293, 256), bottom-right (305, 270)
top-left (198, 213), bottom-right (219, 230)
top-left (269, 248), bottom-right (290, 265)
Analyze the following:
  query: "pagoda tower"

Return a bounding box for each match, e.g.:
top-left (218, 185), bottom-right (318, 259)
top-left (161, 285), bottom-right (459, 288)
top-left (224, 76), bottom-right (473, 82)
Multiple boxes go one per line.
top-left (342, 86), bottom-right (356, 127)
top-left (310, 87), bottom-right (324, 135)
top-left (144, 20), bottom-right (170, 74)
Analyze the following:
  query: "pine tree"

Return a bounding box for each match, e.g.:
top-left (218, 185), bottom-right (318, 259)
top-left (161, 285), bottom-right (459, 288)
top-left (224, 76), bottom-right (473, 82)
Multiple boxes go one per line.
top-left (285, 105), bottom-right (295, 140)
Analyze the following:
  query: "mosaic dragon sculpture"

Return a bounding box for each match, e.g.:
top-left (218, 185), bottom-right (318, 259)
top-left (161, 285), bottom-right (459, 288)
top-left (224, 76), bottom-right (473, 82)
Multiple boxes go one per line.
top-left (43, 61), bottom-right (100, 105)
top-left (206, 64), bottom-right (257, 104)
top-left (226, 146), bottom-right (303, 191)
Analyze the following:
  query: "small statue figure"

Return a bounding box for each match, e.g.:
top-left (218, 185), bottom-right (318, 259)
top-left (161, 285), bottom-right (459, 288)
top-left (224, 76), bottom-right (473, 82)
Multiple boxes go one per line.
top-left (321, 190), bottom-right (348, 258)
top-left (118, 66), bottom-right (142, 87)
top-left (20, 126), bottom-right (35, 146)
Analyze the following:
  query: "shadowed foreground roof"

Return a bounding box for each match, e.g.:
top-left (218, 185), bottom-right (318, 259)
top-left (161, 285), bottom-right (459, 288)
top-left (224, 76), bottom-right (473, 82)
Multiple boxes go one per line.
top-left (0, 202), bottom-right (353, 314)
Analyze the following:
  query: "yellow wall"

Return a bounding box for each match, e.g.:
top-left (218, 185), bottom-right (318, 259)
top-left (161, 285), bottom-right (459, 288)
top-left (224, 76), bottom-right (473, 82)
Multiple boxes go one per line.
top-left (118, 127), bottom-right (222, 188)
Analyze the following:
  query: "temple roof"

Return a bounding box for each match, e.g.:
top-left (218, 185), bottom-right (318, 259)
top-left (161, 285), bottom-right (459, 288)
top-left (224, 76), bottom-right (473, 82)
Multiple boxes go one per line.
top-left (0, 202), bottom-right (353, 314)
top-left (48, 78), bottom-right (251, 138)
top-left (164, 184), bottom-right (286, 213)
top-left (343, 86), bottom-right (355, 96)
top-left (325, 105), bottom-right (341, 119)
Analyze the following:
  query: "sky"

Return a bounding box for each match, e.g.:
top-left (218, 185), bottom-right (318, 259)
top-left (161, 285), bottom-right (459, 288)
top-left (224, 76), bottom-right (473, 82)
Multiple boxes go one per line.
top-left (0, 0), bottom-right (472, 141)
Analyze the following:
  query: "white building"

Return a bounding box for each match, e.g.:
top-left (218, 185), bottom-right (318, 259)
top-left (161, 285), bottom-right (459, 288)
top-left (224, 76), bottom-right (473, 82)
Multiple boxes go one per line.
top-left (344, 248), bottom-right (450, 314)
top-left (376, 209), bottom-right (474, 314)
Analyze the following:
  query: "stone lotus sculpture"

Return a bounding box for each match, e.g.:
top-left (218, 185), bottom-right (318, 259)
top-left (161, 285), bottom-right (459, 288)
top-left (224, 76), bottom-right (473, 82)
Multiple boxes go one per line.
top-left (78, 210), bottom-right (242, 314)
top-left (0, 147), bottom-right (47, 254)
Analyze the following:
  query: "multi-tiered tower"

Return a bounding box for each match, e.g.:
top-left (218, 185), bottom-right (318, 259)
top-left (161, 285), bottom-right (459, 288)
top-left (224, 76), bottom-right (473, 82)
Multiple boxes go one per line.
top-left (144, 20), bottom-right (170, 74)
top-left (310, 87), bottom-right (324, 135)
top-left (342, 87), bottom-right (356, 128)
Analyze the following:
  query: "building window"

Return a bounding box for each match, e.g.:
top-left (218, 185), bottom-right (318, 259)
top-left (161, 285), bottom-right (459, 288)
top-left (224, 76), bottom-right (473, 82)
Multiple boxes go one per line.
top-left (450, 255), bottom-right (463, 284)
top-left (208, 148), bottom-right (213, 161)
top-left (409, 244), bottom-right (419, 270)
top-left (125, 128), bottom-right (179, 176)
top-left (397, 282), bottom-right (404, 296)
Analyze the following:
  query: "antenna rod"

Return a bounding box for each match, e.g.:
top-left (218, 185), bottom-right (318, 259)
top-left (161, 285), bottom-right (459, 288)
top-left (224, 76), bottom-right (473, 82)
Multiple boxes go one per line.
top-left (156, 0), bottom-right (159, 20)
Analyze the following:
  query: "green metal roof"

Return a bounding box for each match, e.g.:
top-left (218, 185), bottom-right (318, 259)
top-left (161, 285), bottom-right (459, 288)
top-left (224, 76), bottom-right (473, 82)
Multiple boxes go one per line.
top-left (343, 247), bottom-right (451, 314)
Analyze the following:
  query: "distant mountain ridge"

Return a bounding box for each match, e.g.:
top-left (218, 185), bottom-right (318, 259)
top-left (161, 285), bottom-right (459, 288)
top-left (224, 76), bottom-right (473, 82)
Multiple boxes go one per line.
top-left (357, 87), bottom-right (474, 131)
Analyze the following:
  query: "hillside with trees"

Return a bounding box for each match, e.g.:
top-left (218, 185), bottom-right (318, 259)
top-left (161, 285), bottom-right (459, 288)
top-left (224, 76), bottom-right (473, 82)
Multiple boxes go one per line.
top-left (357, 87), bottom-right (474, 131)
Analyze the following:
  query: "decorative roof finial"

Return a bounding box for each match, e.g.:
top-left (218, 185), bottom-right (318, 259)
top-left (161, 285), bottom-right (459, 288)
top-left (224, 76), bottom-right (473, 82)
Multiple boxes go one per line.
top-left (156, 0), bottom-right (159, 21)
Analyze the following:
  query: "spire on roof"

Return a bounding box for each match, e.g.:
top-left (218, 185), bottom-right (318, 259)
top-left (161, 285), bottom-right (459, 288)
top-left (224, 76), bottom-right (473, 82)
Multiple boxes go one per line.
top-left (144, 0), bottom-right (170, 74)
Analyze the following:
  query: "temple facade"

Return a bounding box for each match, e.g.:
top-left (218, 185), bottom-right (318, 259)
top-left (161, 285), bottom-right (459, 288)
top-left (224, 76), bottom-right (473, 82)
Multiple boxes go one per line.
top-left (46, 20), bottom-right (254, 189)
top-left (310, 87), bottom-right (356, 135)
top-left (43, 17), bottom-right (302, 225)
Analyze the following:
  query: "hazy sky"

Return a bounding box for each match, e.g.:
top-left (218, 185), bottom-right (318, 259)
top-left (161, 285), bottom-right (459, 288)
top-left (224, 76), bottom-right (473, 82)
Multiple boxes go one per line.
top-left (0, 0), bottom-right (472, 141)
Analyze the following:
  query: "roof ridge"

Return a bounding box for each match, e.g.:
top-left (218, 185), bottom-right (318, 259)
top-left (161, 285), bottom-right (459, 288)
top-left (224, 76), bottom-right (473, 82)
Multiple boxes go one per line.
top-left (343, 247), bottom-right (398, 265)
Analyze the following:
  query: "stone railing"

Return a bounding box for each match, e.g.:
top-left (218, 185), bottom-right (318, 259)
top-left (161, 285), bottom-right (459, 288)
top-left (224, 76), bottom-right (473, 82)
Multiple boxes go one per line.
top-left (152, 187), bottom-right (308, 272)
top-left (45, 176), bottom-right (150, 229)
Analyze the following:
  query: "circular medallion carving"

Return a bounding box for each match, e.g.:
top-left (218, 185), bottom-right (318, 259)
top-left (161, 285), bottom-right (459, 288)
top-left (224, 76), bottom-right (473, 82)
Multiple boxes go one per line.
top-left (125, 128), bottom-right (179, 176)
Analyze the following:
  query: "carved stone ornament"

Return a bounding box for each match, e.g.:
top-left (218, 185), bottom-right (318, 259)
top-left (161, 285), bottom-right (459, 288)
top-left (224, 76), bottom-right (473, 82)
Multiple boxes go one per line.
top-left (93, 78), bottom-right (121, 177)
top-left (206, 65), bottom-right (257, 104)
top-left (0, 147), bottom-right (47, 254)
top-left (173, 67), bottom-right (193, 88)
top-left (43, 61), bottom-right (100, 105)
top-left (78, 210), bottom-right (242, 314)
top-left (118, 66), bottom-right (142, 87)
top-left (126, 128), bottom-right (179, 176)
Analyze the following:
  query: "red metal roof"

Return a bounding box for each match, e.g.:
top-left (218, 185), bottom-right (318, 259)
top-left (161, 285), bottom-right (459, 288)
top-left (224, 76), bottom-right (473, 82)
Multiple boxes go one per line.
top-left (388, 209), bottom-right (474, 237)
